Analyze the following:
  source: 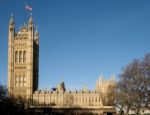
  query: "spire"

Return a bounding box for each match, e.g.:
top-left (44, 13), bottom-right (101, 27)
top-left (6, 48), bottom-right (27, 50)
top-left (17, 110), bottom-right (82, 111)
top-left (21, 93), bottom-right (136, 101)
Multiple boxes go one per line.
top-left (35, 26), bottom-right (38, 35)
top-left (29, 13), bottom-right (33, 25)
top-left (9, 14), bottom-right (14, 25)
top-left (111, 73), bottom-right (115, 81)
top-left (99, 72), bottom-right (103, 82)
top-left (35, 26), bottom-right (39, 41)
top-left (28, 13), bottom-right (34, 32)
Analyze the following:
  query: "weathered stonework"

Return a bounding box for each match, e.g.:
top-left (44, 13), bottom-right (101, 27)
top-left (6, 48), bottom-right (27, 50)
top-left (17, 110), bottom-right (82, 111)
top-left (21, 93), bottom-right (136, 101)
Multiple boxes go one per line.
top-left (8, 14), bottom-right (39, 99)
top-left (32, 76), bottom-right (115, 108)
top-left (8, 14), bottom-right (116, 114)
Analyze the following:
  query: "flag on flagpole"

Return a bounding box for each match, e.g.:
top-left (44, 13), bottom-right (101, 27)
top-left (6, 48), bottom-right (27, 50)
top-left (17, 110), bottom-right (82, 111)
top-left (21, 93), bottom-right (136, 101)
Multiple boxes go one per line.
top-left (25, 4), bottom-right (32, 11)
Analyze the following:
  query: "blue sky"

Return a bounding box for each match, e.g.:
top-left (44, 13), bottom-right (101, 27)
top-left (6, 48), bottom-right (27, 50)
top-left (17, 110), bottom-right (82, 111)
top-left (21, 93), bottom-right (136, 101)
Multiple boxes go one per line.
top-left (0, 0), bottom-right (150, 90)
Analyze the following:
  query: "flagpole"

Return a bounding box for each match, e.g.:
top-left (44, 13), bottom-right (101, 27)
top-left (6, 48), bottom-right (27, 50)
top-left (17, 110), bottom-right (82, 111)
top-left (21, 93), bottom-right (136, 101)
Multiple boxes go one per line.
top-left (24, 1), bottom-right (27, 24)
top-left (24, 0), bottom-right (33, 25)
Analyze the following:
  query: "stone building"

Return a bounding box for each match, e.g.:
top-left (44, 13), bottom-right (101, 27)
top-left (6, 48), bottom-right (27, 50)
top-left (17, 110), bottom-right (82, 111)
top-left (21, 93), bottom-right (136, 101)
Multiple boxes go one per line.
top-left (8, 14), bottom-right (39, 99)
top-left (7, 14), bottom-right (116, 114)
top-left (33, 75), bottom-right (115, 107)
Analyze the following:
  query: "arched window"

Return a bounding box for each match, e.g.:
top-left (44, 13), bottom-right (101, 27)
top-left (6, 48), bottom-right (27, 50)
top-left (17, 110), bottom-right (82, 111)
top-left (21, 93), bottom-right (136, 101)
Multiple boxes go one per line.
top-left (15, 51), bottom-right (18, 63)
top-left (21, 51), bottom-right (23, 63)
top-left (23, 51), bottom-right (26, 63)
top-left (19, 51), bottom-right (22, 63)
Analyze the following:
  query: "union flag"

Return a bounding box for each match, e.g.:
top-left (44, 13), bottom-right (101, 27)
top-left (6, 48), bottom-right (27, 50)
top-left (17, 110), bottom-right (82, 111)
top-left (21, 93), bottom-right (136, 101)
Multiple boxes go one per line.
top-left (25, 5), bottom-right (32, 11)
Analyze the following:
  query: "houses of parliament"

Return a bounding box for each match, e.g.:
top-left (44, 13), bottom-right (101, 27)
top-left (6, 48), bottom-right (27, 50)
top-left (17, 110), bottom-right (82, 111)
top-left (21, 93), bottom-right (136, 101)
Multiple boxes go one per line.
top-left (8, 14), bottom-right (116, 114)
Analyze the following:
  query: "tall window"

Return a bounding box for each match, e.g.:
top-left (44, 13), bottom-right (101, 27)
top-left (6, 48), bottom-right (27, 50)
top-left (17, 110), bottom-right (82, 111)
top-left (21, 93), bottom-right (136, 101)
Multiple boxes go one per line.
top-left (19, 51), bottom-right (22, 63)
top-left (23, 51), bottom-right (26, 63)
top-left (15, 51), bottom-right (18, 63)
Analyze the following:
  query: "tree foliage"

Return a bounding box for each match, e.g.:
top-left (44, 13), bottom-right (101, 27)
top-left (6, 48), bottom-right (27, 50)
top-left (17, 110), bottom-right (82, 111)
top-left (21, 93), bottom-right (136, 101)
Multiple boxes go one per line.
top-left (0, 83), bottom-right (7, 100)
top-left (115, 53), bottom-right (150, 114)
top-left (0, 83), bottom-right (27, 115)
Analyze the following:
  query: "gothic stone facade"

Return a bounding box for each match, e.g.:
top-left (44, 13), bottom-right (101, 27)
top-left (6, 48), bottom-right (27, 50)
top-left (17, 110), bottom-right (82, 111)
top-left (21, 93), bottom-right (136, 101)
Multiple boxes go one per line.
top-left (33, 76), bottom-right (115, 107)
top-left (8, 15), bottom-right (116, 114)
top-left (8, 15), bottom-right (39, 99)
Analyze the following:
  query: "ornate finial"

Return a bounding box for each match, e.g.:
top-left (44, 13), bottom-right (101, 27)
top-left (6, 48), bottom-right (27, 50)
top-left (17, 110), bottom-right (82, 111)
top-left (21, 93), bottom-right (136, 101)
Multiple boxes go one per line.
top-left (35, 26), bottom-right (39, 39)
top-left (29, 13), bottom-right (33, 25)
top-left (35, 26), bottom-right (38, 32)
top-left (99, 72), bottom-right (103, 82)
top-left (9, 14), bottom-right (14, 25)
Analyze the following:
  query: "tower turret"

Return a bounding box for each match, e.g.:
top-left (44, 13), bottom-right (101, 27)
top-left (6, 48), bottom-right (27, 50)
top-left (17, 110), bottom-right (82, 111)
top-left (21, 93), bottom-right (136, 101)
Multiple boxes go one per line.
top-left (9, 14), bottom-right (14, 25)
top-left (8, 14), bottom-right (15, 96)
top-left (28, 13), bottom-right (34, 39)
top-left (34, 26), bottom-right (39, 45)
top-left (8, 13), bottom-right (39, 100)
top-left (29, 13), bottom-right (33, 25)
top-left (9, 14), bottom-right (15, 40)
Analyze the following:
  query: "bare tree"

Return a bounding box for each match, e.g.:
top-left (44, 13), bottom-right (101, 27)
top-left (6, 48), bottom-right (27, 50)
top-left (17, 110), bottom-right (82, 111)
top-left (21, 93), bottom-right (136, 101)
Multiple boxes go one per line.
top-left (115, 53), bottom-right (150, 115)
top-left (141, 53), bottom-right (150, 106)
top-left (0, 83), bottom-right (27, 115)
top-left (101, 84), bottom-right (116, 106)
